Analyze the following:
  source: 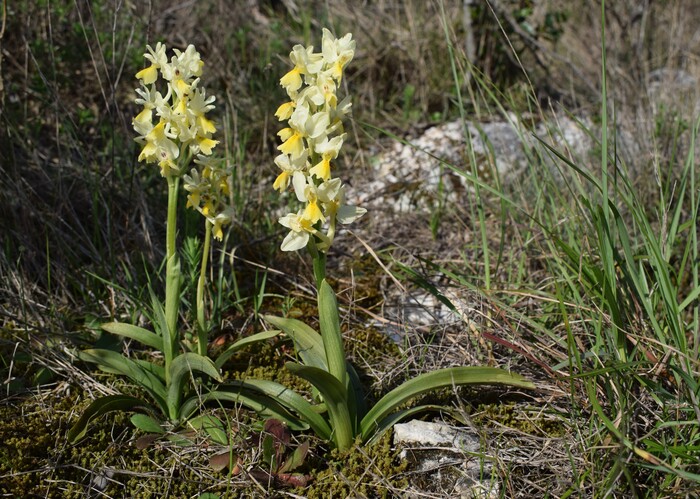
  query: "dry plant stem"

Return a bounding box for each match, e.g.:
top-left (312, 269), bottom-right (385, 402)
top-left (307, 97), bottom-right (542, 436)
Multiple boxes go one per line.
top-left (196, 220), bottom-right (212, 356)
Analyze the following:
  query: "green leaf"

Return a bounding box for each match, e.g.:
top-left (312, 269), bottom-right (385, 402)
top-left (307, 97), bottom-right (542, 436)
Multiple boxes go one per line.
top-left (318, 280), bottom-right (346, 387)
top-left (79, 349), bottom-right (167, 411)
top-left (149, 285), bottom-right (172, 373)
top-left (130, 413), bottom-right (164, 434)
top-left (360, 367), bottom-right (534, 442)
top-left (31, 366), bottom-right (54, 386)
top-left (179, 390), bottom-right (309, 431)
top-left (67, 395), bottom-right (150, 443)
top-left (279, 441), bottom-right (309, 474)
top-left (188, 414), bottom-right (229, 445)
top-left (167, 353), bottom-right (222, 420)
top-left (263, 315), bottom-right (327, 370)
top-left (167, 432), bottom-right (196, 447)
top-left (346, 362), bottom-right (367, 431)
top-left (285, 362), bottom-right (354, 451)
top-left (133, 359), bottom-right (166, 380)
top-left (262, 434), bottom-right (276, 468)
top-left (101, 322), bottom-right (163, 350)
top-left (164, 253), bottom-right (182, 358)
top-left (214, 329), bottom-right (282, 369)
top-left (225, 378), bottom-right (332, 441)
top-left (94, 358), bottom-right (165, 381)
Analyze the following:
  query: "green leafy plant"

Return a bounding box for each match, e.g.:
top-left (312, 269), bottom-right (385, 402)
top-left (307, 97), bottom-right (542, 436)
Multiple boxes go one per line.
top-left (217, 28), bottom-right (535, 452)
top-left (68, 43), bottom-right (232, 443)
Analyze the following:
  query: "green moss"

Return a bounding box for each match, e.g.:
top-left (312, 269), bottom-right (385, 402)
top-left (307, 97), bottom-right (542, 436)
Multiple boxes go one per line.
top-left (347, 326), bottom-right (400, 361)
top-left (1, 387), bottom-right (247, 497)
top-left (2, 299), bottom-right (532, 497)
top-left (472, 402), bottom-right (565, 437)
top-left (0, 324), bottom-right (551, 497)
top-left (302, 432), bottom-right (408, 498)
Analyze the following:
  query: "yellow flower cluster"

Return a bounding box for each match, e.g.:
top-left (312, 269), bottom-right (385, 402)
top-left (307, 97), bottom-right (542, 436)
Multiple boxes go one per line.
top-left (133, 43), bottom-right (232, 240)
top-left (133, 43), bottom-right (219, 177)
top-left (183, 156), bottom-right (234, 240)
top-left (274, 29), bottom-right (366, 252)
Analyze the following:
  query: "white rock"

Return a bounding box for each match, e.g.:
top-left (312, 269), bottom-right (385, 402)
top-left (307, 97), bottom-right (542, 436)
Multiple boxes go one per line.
top-left (380, 290), bottom-right (459, 343)
top-left (393, 420), bottom-right (500, 498)
top-left (394, 419), bottom-right (479, 450)
top-left (355, 115), bottom-right (595, 214)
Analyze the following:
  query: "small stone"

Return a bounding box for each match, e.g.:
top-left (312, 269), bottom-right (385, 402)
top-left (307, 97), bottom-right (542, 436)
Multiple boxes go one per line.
top-left (393, 419), bottom-right (479, 450)
top-left (90, 468), bottom-right (114, 490)
top-left (393, 420), bottom-right (500, 498)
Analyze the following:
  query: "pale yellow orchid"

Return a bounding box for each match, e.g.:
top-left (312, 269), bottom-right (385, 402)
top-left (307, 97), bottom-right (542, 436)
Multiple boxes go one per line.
top-left (274, 29), bottom-right (362, 254)
top-left (292, 173), bottom-right (325, 224)
top-left (273, 151), bottom-right (309, 192)
top-left (309, 135), bottom-right (344, 181)
top-left (281, 45), bottom-right (323, 94)
top-left (321, 29), bottom-right (355, 82)
top-left (135, 42), bottom-right (167, 84)
top-left (279, 211), bottom-right (315, 252)
top-left (138, 121), bottom-right (179, 169)
top-left (208, 206), bottom-right (235, 241)
top-left (134, 43), bottom-right (219, 179)
top-left (275, 101), bottom-right (296, 121)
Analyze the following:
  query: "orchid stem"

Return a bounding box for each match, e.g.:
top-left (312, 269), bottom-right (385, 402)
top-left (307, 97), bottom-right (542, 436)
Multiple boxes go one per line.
top-left (164, 174), bottom-right (181, 384)
top-left (308, 239), bottom-right (326, 290)
top-left (196, 219), bottom-right (212, 356)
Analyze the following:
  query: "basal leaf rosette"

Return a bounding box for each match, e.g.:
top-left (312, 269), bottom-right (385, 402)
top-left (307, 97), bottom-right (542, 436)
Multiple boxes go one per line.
top-left (133, 43), bottom-right (219, 178)
top-left (274, 29), bottom-right (365, 253)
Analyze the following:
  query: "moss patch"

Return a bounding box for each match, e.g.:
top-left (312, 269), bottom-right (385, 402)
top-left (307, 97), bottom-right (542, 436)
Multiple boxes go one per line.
top-left (472, 402), bottom-right (566, 437)
top-left (303, 433), bottom-right (408, 498)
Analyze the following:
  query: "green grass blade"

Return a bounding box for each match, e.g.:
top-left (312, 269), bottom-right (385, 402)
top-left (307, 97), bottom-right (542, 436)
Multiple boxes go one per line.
top-left (101, 322), bottom-right (163, 350)
top-left (585, 379), bottom-right (700, 482)
top-left (360, 367), bottom-right (534, 442)
top-left (680, 286), bottom-right (700, 312)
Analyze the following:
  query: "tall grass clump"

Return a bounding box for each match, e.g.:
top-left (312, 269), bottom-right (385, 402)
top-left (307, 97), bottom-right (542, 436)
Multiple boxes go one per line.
top-left (532, 5), bottom-right (700, 494)
top-left (541, 45), bottom-right (700, 499)
top-left (386, 2), bottom-right (700, 496)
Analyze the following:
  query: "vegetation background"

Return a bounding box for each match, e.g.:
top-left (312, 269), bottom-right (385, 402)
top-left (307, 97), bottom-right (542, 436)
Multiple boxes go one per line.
top-left (1, 0), bottom-right (700, 497)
